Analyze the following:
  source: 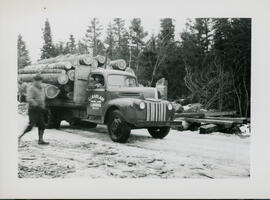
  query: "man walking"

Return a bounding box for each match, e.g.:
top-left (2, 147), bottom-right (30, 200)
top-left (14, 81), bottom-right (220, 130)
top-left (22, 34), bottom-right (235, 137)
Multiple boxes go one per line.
top-left (18, 74), bottom-right (49, 145)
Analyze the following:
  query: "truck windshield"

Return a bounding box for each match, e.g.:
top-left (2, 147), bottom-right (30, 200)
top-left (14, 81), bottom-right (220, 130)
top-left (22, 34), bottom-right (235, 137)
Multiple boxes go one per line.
top-left (108, 75), bottom-right (137, 87)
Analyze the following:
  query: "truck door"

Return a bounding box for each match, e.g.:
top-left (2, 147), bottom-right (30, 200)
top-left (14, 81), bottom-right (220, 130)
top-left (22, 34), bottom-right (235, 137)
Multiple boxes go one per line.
top-left (86, 73), bottom-right (106, 122)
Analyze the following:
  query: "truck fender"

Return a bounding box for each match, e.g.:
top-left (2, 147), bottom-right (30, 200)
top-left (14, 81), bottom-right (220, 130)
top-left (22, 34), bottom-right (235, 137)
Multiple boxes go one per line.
top-left (103, 99), bottom-right (134, 124)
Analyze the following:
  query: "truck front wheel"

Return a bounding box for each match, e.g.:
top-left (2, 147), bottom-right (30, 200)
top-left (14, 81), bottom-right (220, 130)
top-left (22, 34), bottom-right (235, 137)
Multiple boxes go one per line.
top-left (107, 110), bottom-right (131, 143)
top-left (148, 127), bottom-right (170, 139)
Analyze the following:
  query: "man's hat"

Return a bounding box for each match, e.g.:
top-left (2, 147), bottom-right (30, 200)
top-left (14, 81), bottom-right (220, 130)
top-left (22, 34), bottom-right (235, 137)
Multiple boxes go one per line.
top-left (33, 73), bottom-right (43, 81)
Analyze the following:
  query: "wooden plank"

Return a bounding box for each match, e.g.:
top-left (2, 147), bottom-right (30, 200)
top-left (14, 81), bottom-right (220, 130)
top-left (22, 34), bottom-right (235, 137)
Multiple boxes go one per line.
top-left (73, 65), bottom-right (91, 104)
top-left (200, 124), bottom-right (219, 134)
top-left (180, 117), bottom-right (236, 126)
top-left (204, 111), bottom-right (236, 117)
top-left (174, 111), bottom-right (236, 119)
top-left (174, 112), bottom-right (205, 118)
top-left (205, 117), bottom-right (248, 124)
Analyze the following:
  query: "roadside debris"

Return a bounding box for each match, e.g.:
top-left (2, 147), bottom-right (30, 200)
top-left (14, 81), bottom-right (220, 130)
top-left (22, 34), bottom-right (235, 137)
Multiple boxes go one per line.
top-left (172, 102), bottom-right (250, 135)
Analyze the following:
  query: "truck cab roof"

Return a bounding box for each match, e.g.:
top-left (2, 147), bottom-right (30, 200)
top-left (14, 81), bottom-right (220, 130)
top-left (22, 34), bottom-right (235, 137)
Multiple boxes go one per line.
top-left (91, 68), bottom-right (136, 77)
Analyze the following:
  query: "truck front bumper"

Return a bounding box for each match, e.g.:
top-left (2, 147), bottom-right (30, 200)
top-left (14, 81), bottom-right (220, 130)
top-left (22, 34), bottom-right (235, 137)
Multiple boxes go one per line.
top-left (133, 120), bottom-right (182, 128)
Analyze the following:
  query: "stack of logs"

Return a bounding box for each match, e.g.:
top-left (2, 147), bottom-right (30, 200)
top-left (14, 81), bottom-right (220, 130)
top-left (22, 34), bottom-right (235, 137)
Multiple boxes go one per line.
top-left (18, 53), bottom-right (133, 100)
top-left (174, 111), bottom-right (250, 134)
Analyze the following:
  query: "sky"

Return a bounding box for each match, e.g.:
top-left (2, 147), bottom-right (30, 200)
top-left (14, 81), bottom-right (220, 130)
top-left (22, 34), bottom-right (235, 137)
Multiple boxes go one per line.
top-left (15, 1), bottom-right (188, 62)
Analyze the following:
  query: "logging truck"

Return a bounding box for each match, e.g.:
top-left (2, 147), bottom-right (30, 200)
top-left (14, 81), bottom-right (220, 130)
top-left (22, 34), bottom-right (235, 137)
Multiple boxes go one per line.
top-left (41, 65), bottom-right (178, 143)
top-left (18, 54), bottom-right (180, 143)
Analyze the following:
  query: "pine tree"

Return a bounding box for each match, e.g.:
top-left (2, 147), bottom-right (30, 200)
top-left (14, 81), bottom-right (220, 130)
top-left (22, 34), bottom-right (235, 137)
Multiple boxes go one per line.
top-left (129, 18), bottom-right (148, 71)
top-left (55, 41), bottom-right (71, 55)
top-left (138, 35), bottom-right (156, 85)
top-left (77, 40), bottom-right (88, 54)
top-left (84, 18), bottom-right (103, 55)
top-left (158, 18), bottom-right (188, 99)
top-left (113, 18), bottom-right (126, 47)
top-left (112, 18), bottom-right (129, 61)
top-left (159, 18), bottom-right (175, 45)
top-left (55, 41), bottom-right (65, 55)
top-left (63, 42), bottom-right (70, 54)
top-left (68, 34), bottom-right (77, 54)
top-left (17, 34), bottom-right (31, 69)
top-left (194, 18), bottom-right (212, 53)
top-left (146, 18), bottom-right (176, 86)
top-left (129, 18), bottom-right (147, 48)
top-left (105, 22), bottom-right (116, 59)
top-left (40, 19), bottom-right (56, 59)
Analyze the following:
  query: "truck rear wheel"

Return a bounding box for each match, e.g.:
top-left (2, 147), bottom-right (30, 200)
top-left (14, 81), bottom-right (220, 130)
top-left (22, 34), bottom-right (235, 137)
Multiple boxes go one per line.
top-left (148, 127), bottom-right (170, 139)
top-left (46, 108), bottom-right (61, 129)
top-left (107, 110), bottom-right (131, 143)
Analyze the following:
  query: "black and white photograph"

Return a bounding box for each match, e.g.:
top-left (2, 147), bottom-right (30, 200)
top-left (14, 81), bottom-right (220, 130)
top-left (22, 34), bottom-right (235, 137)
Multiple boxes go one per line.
top-left (17, 14), bottom-right (251, 178)
top-left (1, 0), bottom-right (270, 199)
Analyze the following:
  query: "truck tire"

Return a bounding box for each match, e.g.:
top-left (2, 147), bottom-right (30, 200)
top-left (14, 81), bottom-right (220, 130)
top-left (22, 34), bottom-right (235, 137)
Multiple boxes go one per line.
top-left (147, 127), bottom-right (170, 139)
top-left (107, 110), bottom-right (131, 143)
top-left (46, 109), bottom-right (61, 129)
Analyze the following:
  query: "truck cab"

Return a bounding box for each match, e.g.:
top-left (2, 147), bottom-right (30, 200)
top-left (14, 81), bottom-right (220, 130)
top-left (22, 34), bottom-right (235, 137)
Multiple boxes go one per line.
top-left (46, 67), bottom-right (178, 143)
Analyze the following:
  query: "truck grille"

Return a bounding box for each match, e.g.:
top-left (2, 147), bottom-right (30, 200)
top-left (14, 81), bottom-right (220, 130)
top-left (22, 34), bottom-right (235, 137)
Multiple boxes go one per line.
top-left (146, 102), bottom-right (167, 121)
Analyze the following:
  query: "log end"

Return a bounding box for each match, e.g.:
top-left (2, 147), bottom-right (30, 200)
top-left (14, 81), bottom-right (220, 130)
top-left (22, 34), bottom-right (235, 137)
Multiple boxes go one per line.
top-left (57, 74), bottom-right (69, 85)
top-left (45, 85), bottom-right (60, 99)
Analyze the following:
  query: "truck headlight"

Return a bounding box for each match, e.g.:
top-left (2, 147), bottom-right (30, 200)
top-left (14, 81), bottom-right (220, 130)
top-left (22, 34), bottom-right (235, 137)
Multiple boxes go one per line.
top-left (168, 103), bottom-right (173, 110)
top-left (139, 102), bottom-right (146, 110)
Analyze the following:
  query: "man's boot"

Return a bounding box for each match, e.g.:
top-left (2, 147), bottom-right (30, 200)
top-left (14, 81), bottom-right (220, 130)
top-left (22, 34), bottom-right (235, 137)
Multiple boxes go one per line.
top-left (18, 125), bottom-right (33, 143)
top-left (38, 130), bottom-right (49, 145)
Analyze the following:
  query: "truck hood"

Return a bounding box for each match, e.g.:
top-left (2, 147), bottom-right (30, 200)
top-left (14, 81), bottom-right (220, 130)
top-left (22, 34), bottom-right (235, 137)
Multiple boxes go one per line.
top-left (108, 87), bottom-right (157, 100)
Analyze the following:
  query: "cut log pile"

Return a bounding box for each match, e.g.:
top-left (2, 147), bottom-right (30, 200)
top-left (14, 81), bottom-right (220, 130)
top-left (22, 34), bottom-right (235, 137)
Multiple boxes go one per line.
top-left (108, 59), bottom-right (127, 70)
top-left (174, 110), bottom-right (250, 135)
top-left (18, 53), bottom-right (134, 101)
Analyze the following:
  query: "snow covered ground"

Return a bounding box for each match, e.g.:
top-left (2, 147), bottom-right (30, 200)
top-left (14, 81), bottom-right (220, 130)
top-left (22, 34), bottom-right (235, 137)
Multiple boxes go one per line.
top-left (17, 114), bottom-right (250, 178)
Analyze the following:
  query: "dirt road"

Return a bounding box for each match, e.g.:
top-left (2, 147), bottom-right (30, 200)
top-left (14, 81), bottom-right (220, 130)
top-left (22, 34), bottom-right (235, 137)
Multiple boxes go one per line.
top-left (18, 114), bottom-right (250, 178)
